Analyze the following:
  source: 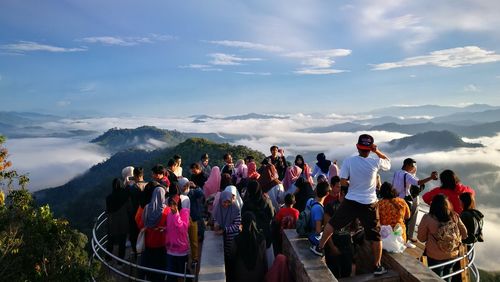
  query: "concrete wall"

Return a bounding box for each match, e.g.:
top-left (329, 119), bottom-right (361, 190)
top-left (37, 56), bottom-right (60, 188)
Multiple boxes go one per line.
top-left (282, 230), bottom-right (338, 282)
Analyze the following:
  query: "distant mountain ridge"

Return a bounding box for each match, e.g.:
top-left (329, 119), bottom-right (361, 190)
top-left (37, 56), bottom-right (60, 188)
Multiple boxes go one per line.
top-left (366, 104), bottom-right (498, 117)
top-left (90, 126), bottom-right (249, 154)
top-left (385, 130), bottom-right (483, 153)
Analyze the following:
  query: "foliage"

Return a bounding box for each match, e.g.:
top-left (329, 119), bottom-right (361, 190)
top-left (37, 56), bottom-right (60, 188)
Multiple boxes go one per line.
top-left (0, 135), bottom-right (96, 281)
top-left (479, 269), bottom-right (500, 282)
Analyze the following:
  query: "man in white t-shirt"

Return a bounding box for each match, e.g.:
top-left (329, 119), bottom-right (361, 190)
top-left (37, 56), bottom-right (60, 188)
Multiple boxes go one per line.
top-left (311, 134), bottom-right (391, 276)
top-left (392, 158), bottom-right (437, 246)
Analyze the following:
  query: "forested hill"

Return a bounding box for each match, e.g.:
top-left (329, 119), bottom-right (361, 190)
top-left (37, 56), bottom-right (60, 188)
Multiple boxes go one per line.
top-left (385, 130), bottom-right (483, 153)
top-left (90, 125), bottom-right (246, 154)
top-left (34, 138), bottom-right (265, 235)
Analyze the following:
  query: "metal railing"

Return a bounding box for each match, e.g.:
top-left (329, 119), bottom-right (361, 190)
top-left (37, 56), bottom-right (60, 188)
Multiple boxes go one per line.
top-left (416, 204), bottom-right (480, 282)
top-left (91, 211), bottom-right (198, 282)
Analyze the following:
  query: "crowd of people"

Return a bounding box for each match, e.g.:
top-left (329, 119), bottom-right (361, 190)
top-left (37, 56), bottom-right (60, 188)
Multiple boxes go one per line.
top-left (105, 134), bottom-right (484, 281)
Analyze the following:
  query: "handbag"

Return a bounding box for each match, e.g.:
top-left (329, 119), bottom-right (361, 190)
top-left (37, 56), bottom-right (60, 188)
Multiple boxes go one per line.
top-left (136, 228), bottom-right (146, 254)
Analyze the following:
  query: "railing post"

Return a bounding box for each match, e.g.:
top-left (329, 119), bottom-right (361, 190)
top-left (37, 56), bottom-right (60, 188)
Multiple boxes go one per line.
top-left (459, 245), bottom-right (469, 282)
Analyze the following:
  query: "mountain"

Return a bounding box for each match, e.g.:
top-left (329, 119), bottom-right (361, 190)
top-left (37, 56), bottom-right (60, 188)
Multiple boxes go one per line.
top-left (90, 126), bottom-right (250, 154)
top-left (0, 111), bottom-right (61, 126)
top-left (190, 112), bottom-right (288, 123)
top-left (367, 104), bottom-right (498, 118)
top-left (385, 130), bottom-right (483, 153)
top-left (432, 109), bottom-right (500, 124)
top-left (371, 121), bottom-right (500, 138)
top-left (306, 122), bottom-right (370, 133)
top-left (0, 111), bottom-right (98, 138)
top-left (222, 112), bottom-right (288, 120)
top-left (90, 126), bottom-right (188, 153)
top-left (34, 138), bottom-right (266, 235)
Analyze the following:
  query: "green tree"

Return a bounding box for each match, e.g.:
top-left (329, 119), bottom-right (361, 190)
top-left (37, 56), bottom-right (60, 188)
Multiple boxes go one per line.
top-left (0, 135), bottom-right (95, 281)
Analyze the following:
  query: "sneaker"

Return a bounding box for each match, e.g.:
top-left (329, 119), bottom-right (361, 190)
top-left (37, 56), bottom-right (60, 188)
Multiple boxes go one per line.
top-left (374, 265), bottom-right (388, 276)
top-left (309, 245), bottom-right (324, 257)
top-left (406, 241), bottom-right (416, 249)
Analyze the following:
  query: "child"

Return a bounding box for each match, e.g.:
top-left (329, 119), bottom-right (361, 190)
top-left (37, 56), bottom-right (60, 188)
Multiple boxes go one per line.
top-left (165, 195), bottom-right (190, 282)
top-left (274, 193), bottom-right (300, 254)
top-left (276, 193), bottom-right (300, 229)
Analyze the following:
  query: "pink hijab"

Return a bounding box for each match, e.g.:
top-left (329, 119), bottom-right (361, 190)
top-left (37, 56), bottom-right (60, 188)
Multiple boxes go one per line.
top-left (282, 165), bottom-right (302, 191)
top-left (203, 166), bottom-right (221, 198)
top-left (328, 162), bottom-right (339, 180)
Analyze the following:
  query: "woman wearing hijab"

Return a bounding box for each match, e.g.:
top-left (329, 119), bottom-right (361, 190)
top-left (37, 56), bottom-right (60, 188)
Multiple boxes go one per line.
top-left (233, 159), bottom-right (248, 188)
top-left (230, 211), bottom-right (267, 282)
top-left (294, 155), bottom-right (313, 185)
top-left (106, 178), bottom-right (132, 264)
top-left (225, 185), bottom-right (244, 209)
top-left (282, 165), bottom-right (302, 192)
top-left (258, 159), bottom-right (284, 211)
top-left (311, 153), bottom-right (332, 180)
top-left (204, 166), bottom-right (221, 198)
top-left (293, 177), bottom-right (315, 213)
top-left (242, 180), bottom-right (275, 269)
top-left (136, 185), bottom-right (170, 282)
top-left (213, 190), bottom-right (242, 265)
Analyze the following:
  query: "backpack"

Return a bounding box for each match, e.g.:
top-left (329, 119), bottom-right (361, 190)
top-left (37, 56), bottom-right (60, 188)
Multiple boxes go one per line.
top-left (463, 210), bottom-right (484, 243)
top-left (433, 219), bottom-right (462, 253)
top-left (296, 200), bottom-right (321, 236)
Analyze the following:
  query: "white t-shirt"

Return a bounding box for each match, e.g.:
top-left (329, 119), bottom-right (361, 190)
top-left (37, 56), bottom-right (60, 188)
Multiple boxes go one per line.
top-left (340, 155), bottom-right (391, 204)
top-left (392, 169), bottom-right (419, 198)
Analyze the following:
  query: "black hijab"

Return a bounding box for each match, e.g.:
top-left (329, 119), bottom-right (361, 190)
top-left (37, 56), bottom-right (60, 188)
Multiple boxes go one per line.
top-left (316, 153), bottom-right (331, 174)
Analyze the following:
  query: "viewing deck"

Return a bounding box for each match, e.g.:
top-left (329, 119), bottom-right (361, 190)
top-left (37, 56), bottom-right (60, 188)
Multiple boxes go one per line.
top-left (92, 210), bottom-right (480, 282)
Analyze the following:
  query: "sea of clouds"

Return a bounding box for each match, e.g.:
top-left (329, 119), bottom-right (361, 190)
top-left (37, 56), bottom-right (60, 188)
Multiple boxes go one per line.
top-left (5, 114), bottom-right (500, 271)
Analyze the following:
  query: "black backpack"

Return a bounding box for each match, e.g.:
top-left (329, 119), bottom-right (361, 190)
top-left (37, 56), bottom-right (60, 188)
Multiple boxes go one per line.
top-left (463, 210), bottom-right (484, 243)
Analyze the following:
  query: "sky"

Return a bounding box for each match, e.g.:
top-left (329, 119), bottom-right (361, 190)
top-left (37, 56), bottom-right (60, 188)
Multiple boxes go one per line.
top-left (1, 0), bottom-right (500, 116)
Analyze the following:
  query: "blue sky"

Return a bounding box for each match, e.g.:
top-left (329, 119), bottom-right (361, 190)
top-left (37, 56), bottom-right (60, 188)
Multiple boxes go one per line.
top-left (1, 0), bottom-right (500, 116)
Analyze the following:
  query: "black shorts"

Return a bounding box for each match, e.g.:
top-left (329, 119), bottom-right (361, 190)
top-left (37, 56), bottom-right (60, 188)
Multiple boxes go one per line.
top-left (329, 198), bottom-right (381, 241)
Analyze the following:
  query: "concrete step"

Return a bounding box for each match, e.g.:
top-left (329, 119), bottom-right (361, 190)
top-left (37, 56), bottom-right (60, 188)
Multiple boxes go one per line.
top-left (339, 269), bottom-right (400, 282)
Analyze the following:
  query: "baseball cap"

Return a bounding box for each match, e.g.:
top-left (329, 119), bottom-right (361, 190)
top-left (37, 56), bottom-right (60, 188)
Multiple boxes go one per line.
top-left (403, 158), bottom-right (416, 168)
top-left (356, 134), bottom-right (374, 151)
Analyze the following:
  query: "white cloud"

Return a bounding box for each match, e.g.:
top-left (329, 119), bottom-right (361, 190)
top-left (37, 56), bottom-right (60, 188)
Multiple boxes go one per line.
top-left (409, 74), bottom-right (417, 78)
top-left (0, 41), bottom-right (86, 54)
top-left (235, 71), bottom-right (271, 76)
top-left (283, 49), bottom-right (351, 75)
top-left (208, 53), bottom-right (263, 65)
top-left (352, 0), bottom-right (500, 49)
top-left (179, 64), bottom-right (222, 72)
top-left (372, 46), bottom-right (500, 70)
top-left (284, 49), bottom-right (352, 59)
top-left (78, 34), bottom-right (173, 46)
top-left (179, 64), bottom-right (211, 69)
top-left (464, 84), bottom-right (480, 92)
top-left (294, 68), bottom-right (346, 75)
top-left (5, 137), bottom-right (108, 191)
top-left (205, 40), bottom-right (284, 52)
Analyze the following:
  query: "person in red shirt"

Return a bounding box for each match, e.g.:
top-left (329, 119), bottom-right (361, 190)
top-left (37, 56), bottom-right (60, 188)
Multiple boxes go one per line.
top-left (274, 193), bottom-right (300, 255)
top-left (276, 193), bottom-right (300, 229)
top-left (422, 169), bottom-right (475, 214)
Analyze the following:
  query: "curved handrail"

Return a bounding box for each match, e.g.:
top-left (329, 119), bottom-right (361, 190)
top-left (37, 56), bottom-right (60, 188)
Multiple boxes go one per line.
top-left (416, 204), bottom-right (480, 282)
top-left (91, 211), bottom-right (197, 281)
